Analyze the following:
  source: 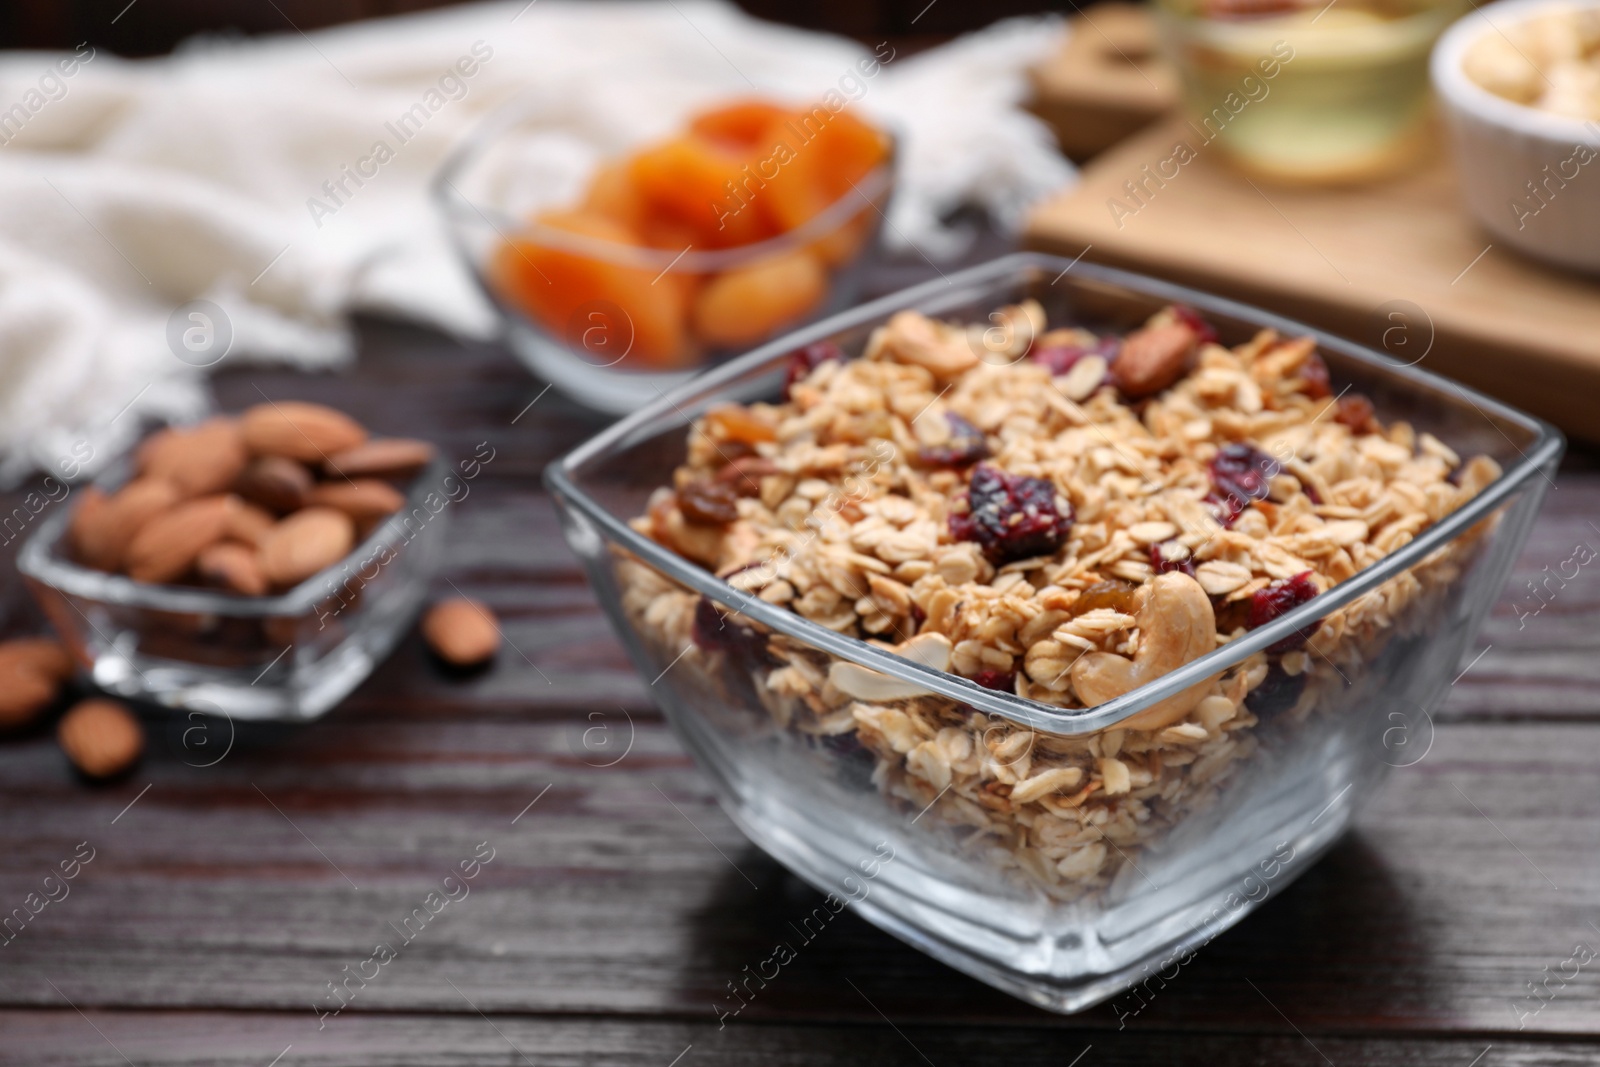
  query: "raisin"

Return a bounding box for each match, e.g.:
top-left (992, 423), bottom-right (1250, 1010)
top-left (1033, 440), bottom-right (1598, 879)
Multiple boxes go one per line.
top-left (1031, 336), bottom-right (1120, 376)
top-left (918, 411), bottom-right (989, 468)
top-left (970, 669), bottom-right (1016, 692)
top-left (715, 455), bottom-right (781, 496)
top-left (691, 597), bottom-right (773, 667)
top-left (1207, 442), bottom-right (1279, 525)
top-left (783, 340), bottom-right (844, 399)
top-left (1334, 393), bottom-right (1378, 434)
top-left (678, 480), bottom-right (739, 525)
top-left (1169, 304), bottom-right (1219, 346)
top-left (1245, 661), bottom-right (1307, 716)
top-left (948, 464), bottom-right (1073, 565)
top-left (1299, 352), bottom-right (1332, 399)
top-left (1248, 571), bottom-right (1320, 652)
top-left (1149, 541), bottom-right (1196, 577)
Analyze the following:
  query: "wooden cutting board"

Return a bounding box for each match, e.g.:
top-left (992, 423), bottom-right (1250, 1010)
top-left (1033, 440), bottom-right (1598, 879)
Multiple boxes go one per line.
top-left (1025, 117), bottom-right (1600, 442)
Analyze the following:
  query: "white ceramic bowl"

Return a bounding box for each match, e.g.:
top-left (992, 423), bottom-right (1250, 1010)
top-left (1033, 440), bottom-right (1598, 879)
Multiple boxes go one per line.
top-left (1431, 0), bottom-right (1600, 272)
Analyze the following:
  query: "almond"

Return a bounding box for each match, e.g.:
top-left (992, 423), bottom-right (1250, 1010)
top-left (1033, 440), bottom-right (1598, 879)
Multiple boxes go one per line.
top-left (196, 541), bottom-right (268, 596)
top-left (137, 417), bottom-right (248, 497)
top-left (227, 502), bottom-right (278, 548)
top-left (57, 698), bottom-right (143, 778)
top-left (258, 506), bottom-right (354, 587)
top-left (1112, 322), bottom-right (1196, 400)
top-left (0, 637), bottom-right (72, 728)
top-left (324, 438), bottom-right (436, 480)
top-left (234, 455), bottom-right (313, 513)
top-left (73, 478), bottom-right (181, 571)
top-left (308, 479), bottom-right (405, 523)
top-left (240, 401), bottom-right (367, 462)
top-left (421, 598), bottom-right (500, 667)
top-left (125, 494), bottom-right (239, 584)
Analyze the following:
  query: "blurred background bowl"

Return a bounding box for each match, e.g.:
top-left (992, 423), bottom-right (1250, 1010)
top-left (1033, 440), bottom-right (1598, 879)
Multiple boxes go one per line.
top-left (1432, 0), bottom-right (1600, 272)
top-left (434, 90), bottom-right (896, 414)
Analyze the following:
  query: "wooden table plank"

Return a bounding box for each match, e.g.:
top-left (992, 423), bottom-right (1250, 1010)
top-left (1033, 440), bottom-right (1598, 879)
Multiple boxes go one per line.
top-left (1, 1010), bottom-right (1588, 1067)
top-left (2, 719), bottom-right (1597, 1036)
top-left (1, 287), bottom-right (1598, 1062)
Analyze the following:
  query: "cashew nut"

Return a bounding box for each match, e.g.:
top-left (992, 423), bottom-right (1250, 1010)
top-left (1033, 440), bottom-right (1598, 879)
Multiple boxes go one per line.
top-left (881, 310), bottom-right (978, 379)
top-left (1069, 572), bottom-right (1218, 732)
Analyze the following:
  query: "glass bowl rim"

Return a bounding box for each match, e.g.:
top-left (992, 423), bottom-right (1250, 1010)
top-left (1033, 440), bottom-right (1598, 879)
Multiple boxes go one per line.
top-left (17, 455), bottom-right (453, 618)
top-left (544, 252), bottom-right (1563, 736)
top-left (430, 86), bottom-right (898, 275)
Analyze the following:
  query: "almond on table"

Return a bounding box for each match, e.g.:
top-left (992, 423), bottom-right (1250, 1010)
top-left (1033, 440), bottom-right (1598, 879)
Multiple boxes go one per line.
top-left (57, 698), bottom-right (143, 779)
top-left (421, 598), bottom-right (501, 668)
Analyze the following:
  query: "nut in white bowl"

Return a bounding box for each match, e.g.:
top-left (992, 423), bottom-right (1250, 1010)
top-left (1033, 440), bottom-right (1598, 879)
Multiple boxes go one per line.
top-left (1432, 0), bottom-right (1600, 272)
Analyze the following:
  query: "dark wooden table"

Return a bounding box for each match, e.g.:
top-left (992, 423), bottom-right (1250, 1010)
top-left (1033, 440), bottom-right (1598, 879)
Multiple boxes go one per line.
top-left (3, 246), bottom-right (1599, 1066)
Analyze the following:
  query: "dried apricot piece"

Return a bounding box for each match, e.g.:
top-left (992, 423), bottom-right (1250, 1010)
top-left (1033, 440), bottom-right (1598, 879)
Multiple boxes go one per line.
top-left (689, 99), bottom-right (792, 151)
top-left (493, 210), bottom-right (696, 369)
top-left (691, 249), bottom-right (826, 349)
top-left (761, 107), bottom-right (889, 231)
top-left (629, 134), bottom-right (774, 248)
top-left (581, 159), bottom-right (650, 233)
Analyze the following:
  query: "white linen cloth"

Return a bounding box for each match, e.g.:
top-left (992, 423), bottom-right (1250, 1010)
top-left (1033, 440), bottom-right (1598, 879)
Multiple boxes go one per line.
top-left (0, 1), bottom-right (1071, 482)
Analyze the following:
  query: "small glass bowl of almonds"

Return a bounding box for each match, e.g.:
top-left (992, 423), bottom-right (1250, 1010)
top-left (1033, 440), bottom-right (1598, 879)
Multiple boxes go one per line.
top-left (18, 402), bottom-right (450, 721)
top-left (546, 253), bottom-right (1562, 1013)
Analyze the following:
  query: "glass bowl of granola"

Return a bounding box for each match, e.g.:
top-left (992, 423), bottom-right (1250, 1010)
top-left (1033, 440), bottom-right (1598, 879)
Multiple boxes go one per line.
top-left (545, 253), bottom-right (1561, 1013)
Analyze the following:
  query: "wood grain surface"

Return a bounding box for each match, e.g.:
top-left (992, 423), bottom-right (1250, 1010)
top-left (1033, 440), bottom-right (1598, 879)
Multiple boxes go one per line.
top-left (1, 305), bottom-right (1598, 1064)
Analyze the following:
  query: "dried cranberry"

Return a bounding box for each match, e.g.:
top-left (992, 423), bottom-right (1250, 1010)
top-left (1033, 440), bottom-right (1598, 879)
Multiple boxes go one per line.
top-left (918, 411), bottom-right (989, 468)
top-left (1207, 443), bottom-right (1279, 525)
top-left (1248, 571), bottom-right (1320, 652)
top-left (970, 669), bottom-right (1017, 692)
top-left (1031, 336), bottom-right (1120, 376)
top-left (691, 597), bottom-right (773, 667)
top-left (1245, 662), bottom-right (1307, 716)
top-left (678, 480), bottom-right (739, 525)
top-left (1299, 352), bottom-right (1332, 399)
top-left (1149, 541), bottom-right (1196, 577)
top-left (1334, 393), bottom-right (1377, 434)
top-left (783, 340), bottom-right (844, 399)
top-left (948, 464), bottom-right (1073, 565)
top-left (1169, 304), bottom-right (1219, 347)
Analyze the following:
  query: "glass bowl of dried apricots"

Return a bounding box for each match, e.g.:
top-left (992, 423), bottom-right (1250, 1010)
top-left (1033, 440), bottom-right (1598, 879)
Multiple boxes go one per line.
top-left (435, 95), bottom-right (894, 413)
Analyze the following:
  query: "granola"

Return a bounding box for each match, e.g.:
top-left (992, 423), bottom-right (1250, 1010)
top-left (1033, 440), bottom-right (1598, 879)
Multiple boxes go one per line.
top-left (618, 300), bottom-right (1502, 899)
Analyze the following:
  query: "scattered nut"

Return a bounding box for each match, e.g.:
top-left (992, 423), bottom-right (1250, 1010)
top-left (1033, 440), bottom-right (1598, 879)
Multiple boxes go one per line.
top-left (258, 507), bottom-right (355, 587)
top-left (421, 598), bottom-right (500, 667)
top-left (57, 698), bottom-right (143, 779)
top-left (324, 438), bottom-right (436, 480)
top-left (240, 401), bottom-right (367, 462)
top-left (0, 637), bottom-right (73, 728)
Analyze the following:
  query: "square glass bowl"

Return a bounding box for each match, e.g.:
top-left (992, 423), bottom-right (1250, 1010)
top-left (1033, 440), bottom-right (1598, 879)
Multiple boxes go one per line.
top-left (546, 253), bottom-right (1561, 1012)
top-left (433, 91), bottom-right (894, 415)
top-left (17, 458), bottom-right (450, 722)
